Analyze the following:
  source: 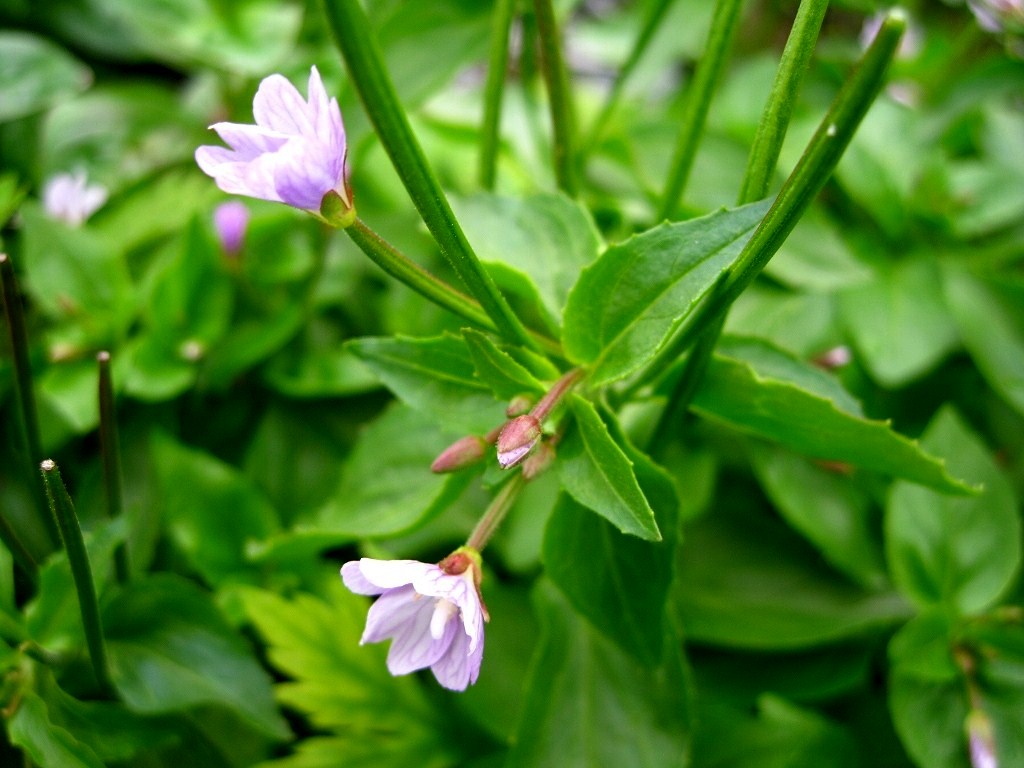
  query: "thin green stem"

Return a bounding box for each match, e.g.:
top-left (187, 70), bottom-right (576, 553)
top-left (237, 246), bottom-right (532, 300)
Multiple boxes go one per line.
top-left (532, 0), bottom-right (578, 196)
top-left (583, 0), bottom-right (676, 155)
top-left (97, 352), bottom-right (129, 584)
top-left (345, 219), bottom-right (564, 359)
top-left (479, 0), bottom-right (517, 189)
top-left (321, 0), bottom-right (536, 351)
top-left (658, 0), bottom-right (745, 220)
top-left (466, 473), bottom-right (525, 552)
top-left (1, 254), bottom-right (60, 552)
top-left (738, 0), bottom-right (830, 204)
top-left (630, 10), bottom-right (906, 396)
top-left (648, 0), bottom-right (830, 446)
top-left (40, 460), bottom-right (112, 693)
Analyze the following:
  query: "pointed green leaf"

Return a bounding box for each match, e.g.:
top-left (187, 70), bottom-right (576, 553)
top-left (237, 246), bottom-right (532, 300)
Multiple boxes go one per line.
top-left (691, 337), bottom-right (974, 493)
top-left (461, 328), bottom-right (547, 400)
top-left (0, 32), bottom-right (91, 122)
top-left (562, 200), bottom-right (770, 385)
top-left (886, 406), bottom-right (1021, 614)
top-left (545, 431), bottom-right (678, 665)
top-left (557, 395), bottom-right (660, 540)
top-left (507, 582), bottom-right (691, 768)
top-left (347, 334), bottom-right (506, 434)
top-left (7, 690), bottom-right (105, 768)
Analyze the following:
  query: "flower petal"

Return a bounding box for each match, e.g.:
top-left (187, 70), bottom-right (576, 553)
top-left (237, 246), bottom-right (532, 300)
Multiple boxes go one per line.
top-left (253, 73), bottom-right (315, 136)
top-left (271, 137), bottom-right (344, 210)
top-left (195, 148), bottom-right (280, 202)
top-left (430, 623), bottom-right (482, 691)
top-left (340, 561), bottom-right (385, 595)
top-left (351, 558), bottom-right (440, 591)
top-left (361, 586), bottom-right (424, 643)
top-left (209, 122), bottom-right (289, 159)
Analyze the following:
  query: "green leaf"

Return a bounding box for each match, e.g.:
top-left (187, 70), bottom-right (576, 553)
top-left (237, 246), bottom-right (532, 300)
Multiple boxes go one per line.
top-left (506, 581), bottom-right (691, 768)
top-left (0, 32), bottom-right (91, 122)
top-left (838, 257), bottom-right (959, 388)
top-left (151, 432), bottom-right (279, 585)
top-left (6, 690), bottom-right (104, 768)
top-left (104, 574), bottom-right (289, 740)
top-left (557, 395), bottom-right (660, 540)
top-left (453, 192), bottom-right (602, 330)
top-left (315, 403), bottom-right (468, 538)
top-left (347, 335), bottom-right (506, 434)
top-left (765, 209), bottom-right (872, 291)
top-left (691, 337), bottom-right (974, 494)
top-left (751, 445), bottom-right (887, 590)
top-left (241, 582), bottom-right (463, 766)
top-left (461, 328), bottom-right (547, 400)
top-left (675, 501), bottom-right (911, 650)
top-left (544, 429), bottom-right (678, 665)
top-left (562, 200), bottom-right (769, 385)
top-left (886, 406), bottom-right (1021, 614)
top-left (943, 266), bottom-right (1024, 418)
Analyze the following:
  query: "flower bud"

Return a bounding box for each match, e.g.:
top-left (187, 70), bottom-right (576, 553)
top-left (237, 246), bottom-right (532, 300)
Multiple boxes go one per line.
top-left (214, 201), bottom-right (249, 256)
top-left (521, 441), bottom-right (556, 481)
top-left (966, 709), bottom-right (998, 768)
top-left (496, 414), bottom-right (542, 469)
top-left (431, 436), bottom-right (487, 473)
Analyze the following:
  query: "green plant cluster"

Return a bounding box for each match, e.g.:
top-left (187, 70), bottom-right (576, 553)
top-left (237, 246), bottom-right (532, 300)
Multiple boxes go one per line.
top-left (0, 0), bottom-right (1022, 766)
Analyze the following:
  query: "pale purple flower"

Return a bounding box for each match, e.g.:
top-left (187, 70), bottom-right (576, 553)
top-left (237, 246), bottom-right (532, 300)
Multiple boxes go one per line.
top-left (195, 66), bottom-right (351, 216)
top-left (213, 201), bottom-right (249, 255)
top-left (966, 710), bottom-right (998, 768)
top-left (42, 170), bottom-right (107, 226)
top-left (341, 553), bottom-right (486, 691)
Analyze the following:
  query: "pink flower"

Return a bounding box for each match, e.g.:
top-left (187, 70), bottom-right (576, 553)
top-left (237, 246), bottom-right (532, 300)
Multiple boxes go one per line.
top-left (213, 201), bottom-right (249, 255)
top-left (341, 552), bottom-right (487, 691)
top-left (195, 66), bottom-right (351, 217)
top-left (42, 170), bottom-right (107, 226)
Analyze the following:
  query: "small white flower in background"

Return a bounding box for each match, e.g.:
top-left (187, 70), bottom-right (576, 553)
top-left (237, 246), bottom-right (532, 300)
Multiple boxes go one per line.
top-left (42, 170), bottom-right (108, 226)
top-left (213, 201), bottom-right (249, 256)
top-left (195, 66), bottom-right (352, 221)
top-left (341, 550), bottom-right (487, 691)
top-left (968, 0), bottom-right (1024, 35)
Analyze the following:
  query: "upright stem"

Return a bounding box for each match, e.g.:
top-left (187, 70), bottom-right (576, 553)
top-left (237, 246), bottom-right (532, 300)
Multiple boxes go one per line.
top-left (40, 460), bottom-right (112, 693)
top-left (97, 352), bottom-right (129, 584)
top-left (738, 0), bottom-right (830, 204)
top-left (479, 0), bottom-right (517, 189)
top-left (532, 0), bottom-right (578, 196)
top-left (0, 254), bottom-right (60, 551)
top-left (648, 0), bottom-right (830, 446)
top-left (0, 512), bottom-right (37, 585)
top-left (321, 0), bottom-right (537, 352)
top-left (631, 10), bottom-right (906, 395)
top-left (658, 0), bottom-right (745, 220)
top-left (466, 474), bottom-right (525, 552)
top-left (583, 0), bottom-right (677, 154)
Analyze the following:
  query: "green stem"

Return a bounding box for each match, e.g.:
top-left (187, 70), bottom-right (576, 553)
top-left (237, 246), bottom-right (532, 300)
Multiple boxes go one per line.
top-left (0, 254), bottom-right (60, 552)
top-left (97, 352), bottom-right (129, 584)
top-left (658, 0), bottom-right (745, 220)
top-left (466, 473), bottom-right (525, 552)
top-left (631, 10), bottom-right (906, 395)
top-left (479, 0), bottom-right (517, 189)
top-left (532, 0), bottom-right (578, 196)
top-left (39, 460), bottom-right (112, 692)
top-left (583, 0), bottom-right (676, 155)
top-left (345, 219), bottom-right (564, 359)
top-left (648, 0), bottom-right (830, 446)
top-left (738, 0), bottom-right (830, 204)
top-left (321, 0), bottom-right (536, 351)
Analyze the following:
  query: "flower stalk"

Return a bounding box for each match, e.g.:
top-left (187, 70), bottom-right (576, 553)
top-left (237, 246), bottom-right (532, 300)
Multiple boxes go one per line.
top-left (533, 0), bottom-right (578, 196)
top-left (40, 460), bottom-right (112, 693)
top-left (321, 0), bottom-right (537, 352)
top-left (97, 352), bottom-right (129, 584)
top-left (659, 0), bottom-right (745, 220)
top-left (479, 0), bottom-right (517, 189)
top-left (1, 254), bottom-right (60, 552)
top-left (466, 473), bottom-right (525, 552)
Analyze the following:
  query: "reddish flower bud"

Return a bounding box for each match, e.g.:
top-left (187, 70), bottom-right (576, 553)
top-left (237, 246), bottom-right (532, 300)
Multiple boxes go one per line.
top-left (431, 435), bottom-right (487, 473)
top-left (496, 414), bottom-right (542, 469)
